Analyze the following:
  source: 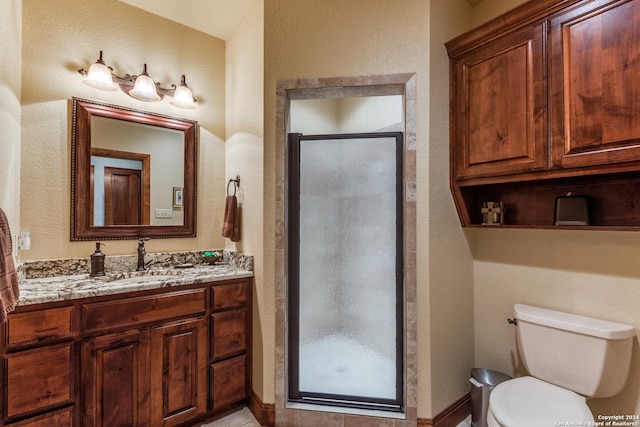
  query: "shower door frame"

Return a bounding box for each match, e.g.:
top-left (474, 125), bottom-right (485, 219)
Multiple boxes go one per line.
top-left (287, 131), bottom-right (404, 412)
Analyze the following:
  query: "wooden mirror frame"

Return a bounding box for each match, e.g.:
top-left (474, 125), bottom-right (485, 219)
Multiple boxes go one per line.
top-left (71, 97), bottom-right (198, 240)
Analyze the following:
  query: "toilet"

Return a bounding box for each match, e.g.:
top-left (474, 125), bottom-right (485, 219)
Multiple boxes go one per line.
top-left (488, 304), bottom-right (636, 427)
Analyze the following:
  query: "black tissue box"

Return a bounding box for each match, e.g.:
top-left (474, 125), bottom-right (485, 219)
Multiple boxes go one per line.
top-left (554, 194), bottom-right (589, 226)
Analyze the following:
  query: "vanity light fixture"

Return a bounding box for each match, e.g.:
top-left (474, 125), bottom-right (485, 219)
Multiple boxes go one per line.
top-left (78, 51), bottom-right (197, 109)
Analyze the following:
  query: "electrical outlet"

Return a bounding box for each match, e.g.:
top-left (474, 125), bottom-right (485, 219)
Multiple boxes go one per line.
top-left (19, 229), bottom-right (31, 250)
top-left (155, 209), bottom-right (173, 219)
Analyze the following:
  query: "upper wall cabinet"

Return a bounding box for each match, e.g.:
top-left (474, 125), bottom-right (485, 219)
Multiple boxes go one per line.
top-left (550, 0), bottom-right (640, 168)
top-left (450, 23), bottom-right (547, 180)
top-left (446, 0), bottom-right (640, 229)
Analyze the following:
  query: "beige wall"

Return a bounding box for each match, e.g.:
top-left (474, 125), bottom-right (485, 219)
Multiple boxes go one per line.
top-left (429, 0), bottom-right (476, 416)
top-left (20, 0), bottom-right (226, 260)
top-left (0, 0), bottom-right (22, 248)
top-left (471, 0), bottom-right (527, 26)
top-left (264, 0), bottom-right (475, 418)
top-left (11, 0), bottom-right (638, 420)
top-left (470, 228), bottom-right (640, 414)
top-left (466, 0), bottom-right (640, 416)
top-left (225, 0), bottom-right (268, 403)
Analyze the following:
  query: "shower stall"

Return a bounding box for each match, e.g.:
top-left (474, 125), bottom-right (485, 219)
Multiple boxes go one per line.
top-left (287, 132), bottom-right (404, 412)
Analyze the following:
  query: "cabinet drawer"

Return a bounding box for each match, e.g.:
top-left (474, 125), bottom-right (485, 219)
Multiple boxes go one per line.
top-left (211, 281), bottom-right (249, 310)
top-left (10, 406), bottom-right (74, 427)
top-left (210, 354), bottom-right (247, 410)
top-left (211, 308), bottom-right (247, 360)
top-left (6, 306), bottom-right (74, 347)
top-left (5, 343), bottom-right (74, 419)
top-left (82, 288), bottom-right (205, 333)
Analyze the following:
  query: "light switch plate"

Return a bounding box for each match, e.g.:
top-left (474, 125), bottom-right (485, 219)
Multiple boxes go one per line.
top-left (155, 209), bottom-right (173, 219)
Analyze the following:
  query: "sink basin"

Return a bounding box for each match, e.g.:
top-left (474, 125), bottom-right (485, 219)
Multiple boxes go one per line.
top-left (107, 274), bottom-right (181, 284)
top-left (98, 269), bottom-right (184, 283)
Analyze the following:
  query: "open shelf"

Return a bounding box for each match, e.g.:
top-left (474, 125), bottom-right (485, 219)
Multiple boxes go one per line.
top-left (455, 172), bottom-right (640, 229)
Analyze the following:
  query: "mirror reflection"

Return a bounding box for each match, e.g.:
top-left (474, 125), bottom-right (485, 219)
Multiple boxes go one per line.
top-left (71, 98), bottom-right (197, 241)
top-left (91, 117), bottom-right (184, 226)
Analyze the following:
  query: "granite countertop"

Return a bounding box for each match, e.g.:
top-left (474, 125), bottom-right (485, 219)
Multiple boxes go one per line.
top-left (18, 264), bottom-right (253, 306)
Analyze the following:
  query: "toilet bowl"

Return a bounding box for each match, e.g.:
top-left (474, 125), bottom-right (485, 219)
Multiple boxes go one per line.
top-left (487, 376), bottom-right (593, 427)
top-left (487, 304), bottom-right (635, 427)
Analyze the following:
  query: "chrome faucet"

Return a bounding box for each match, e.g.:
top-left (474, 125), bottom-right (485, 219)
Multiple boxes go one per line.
top-left (136, 237), bottom-right (150, 271)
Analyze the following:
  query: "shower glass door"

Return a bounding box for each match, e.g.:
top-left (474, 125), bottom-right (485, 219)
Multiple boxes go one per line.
top-left (288, 132), bottom-right (403, 412)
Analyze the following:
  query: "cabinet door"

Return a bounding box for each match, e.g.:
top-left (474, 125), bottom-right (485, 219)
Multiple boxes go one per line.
top-left (451, 23), bottom-right (547, 180)
top-left (210, 354), bottom-right (248, 411)
top-left (550, 0), bottom-right (640, 168)
top-left (151, 317), bottom-right (207, 427)
top-left (81, 329), bottom-right (151, 427)
top-left (9, 407), bottom-right (74, 427)
top-left (211, 308), bottom-right (248, 361)
top-left (6, 306), bottom-right (74, 348)
top-left (5, 343), bottom-right (74, 421)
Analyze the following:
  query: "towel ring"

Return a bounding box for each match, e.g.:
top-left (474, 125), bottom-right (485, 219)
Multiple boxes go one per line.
top-left (227, 175), bottom-right (240, 196)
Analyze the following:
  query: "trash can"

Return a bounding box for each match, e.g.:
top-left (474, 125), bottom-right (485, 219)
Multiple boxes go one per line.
top-left (469, 368), bottom-right (511, 427)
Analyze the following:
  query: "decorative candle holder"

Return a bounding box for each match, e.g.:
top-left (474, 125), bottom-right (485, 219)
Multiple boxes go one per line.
top-left (481, 202), bottom-right (505, 225)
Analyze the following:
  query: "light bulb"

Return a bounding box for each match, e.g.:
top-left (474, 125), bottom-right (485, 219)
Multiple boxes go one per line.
top-left (129, 64), bottom-right (161, 102)
top-left (171, 84), bottom-right (196, 109)
top-left (82, 52), bottom-right (117, 91)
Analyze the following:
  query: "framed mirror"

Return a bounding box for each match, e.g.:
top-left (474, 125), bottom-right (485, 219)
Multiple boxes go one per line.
top-left (71, 97), bottom-right (197, 240)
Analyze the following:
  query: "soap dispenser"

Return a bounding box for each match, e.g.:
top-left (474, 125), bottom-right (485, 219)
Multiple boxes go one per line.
top-left (90, 242), bottom-right (106, 277)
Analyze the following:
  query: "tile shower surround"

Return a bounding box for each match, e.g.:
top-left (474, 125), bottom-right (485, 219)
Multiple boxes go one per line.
top-left (274, 73), bottom-right (418, 426)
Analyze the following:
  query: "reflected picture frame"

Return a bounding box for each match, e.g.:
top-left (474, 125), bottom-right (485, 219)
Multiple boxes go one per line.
top-left (173, 187), bottom-right (183, 208)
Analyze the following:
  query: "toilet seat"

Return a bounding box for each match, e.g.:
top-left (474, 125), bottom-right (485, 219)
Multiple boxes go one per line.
top-left (489, 376), bottom-right (594, 427)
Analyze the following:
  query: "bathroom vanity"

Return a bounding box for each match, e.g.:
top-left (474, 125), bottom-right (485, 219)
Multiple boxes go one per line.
top-left (0, 266), bottom-right (252, 427)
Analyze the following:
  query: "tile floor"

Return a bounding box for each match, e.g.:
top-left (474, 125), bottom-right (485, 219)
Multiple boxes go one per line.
top-left (457, 415), bottom-right (472, 426)
top-left (200, 409), bottom-right (472, 427)
top-left (200, 408), bottom-right (262, 427)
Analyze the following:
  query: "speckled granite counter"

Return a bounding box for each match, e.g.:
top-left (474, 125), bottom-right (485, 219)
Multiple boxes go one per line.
top-left (18, 264), bottom-right (253, 306)
top-left (16, 250), bottom-right (253, 307)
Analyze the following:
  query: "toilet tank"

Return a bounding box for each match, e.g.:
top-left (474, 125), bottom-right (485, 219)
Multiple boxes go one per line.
top-left (514, 304), bottom-right (636, 398)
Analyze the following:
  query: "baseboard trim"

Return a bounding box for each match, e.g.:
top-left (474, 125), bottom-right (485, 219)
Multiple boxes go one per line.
top-left (253, 392), bottom-right (470, 427)
top-left (248, 390), bottom-right (276, 426)
top-left (417, 393), bottom-right (471, 427)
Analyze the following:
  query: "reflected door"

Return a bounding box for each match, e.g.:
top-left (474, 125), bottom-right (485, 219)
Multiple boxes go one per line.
top-left (287, 132), bottom-right (404, 412)
top-left (104, 167), bottom-right (141, 225)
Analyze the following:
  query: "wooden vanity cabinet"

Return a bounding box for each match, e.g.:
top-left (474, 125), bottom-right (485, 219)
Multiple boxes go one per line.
top-left (447, 0), bottom-right (640, 228)
top-left (82, 329), bottom-right (151, 427)
top-left (151, 317), bottom-right (207, 427)
top-left (210, 281), bottom-right (251, 412)
top-left (81, 288), bottom-right (208, 427)
top-left (1, 305), bottom-right (77, 426)
top-left (0, 278), bottom-right (252, 427)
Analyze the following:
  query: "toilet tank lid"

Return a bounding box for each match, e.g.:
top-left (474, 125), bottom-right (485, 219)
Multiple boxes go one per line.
top-left (514, 304), bottom-right (636, 340)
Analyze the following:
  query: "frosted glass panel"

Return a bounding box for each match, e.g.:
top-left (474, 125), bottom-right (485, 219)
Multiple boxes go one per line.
top-left (297, 137), bottom-right (398, 400)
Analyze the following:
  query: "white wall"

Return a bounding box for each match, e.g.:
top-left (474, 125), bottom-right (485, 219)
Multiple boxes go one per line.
top-left (290, 99), bottom-right (340, 134)
top-left (291, 96), bottom-right (403, 134)
top-left (337, 96), bottom-right (403, 132)
top-left (0, 0), bottom-right (21, 251)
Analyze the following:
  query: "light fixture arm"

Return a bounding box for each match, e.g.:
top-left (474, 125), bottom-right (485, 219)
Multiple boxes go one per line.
top-left (78, 51), bottom-right (197, 108)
